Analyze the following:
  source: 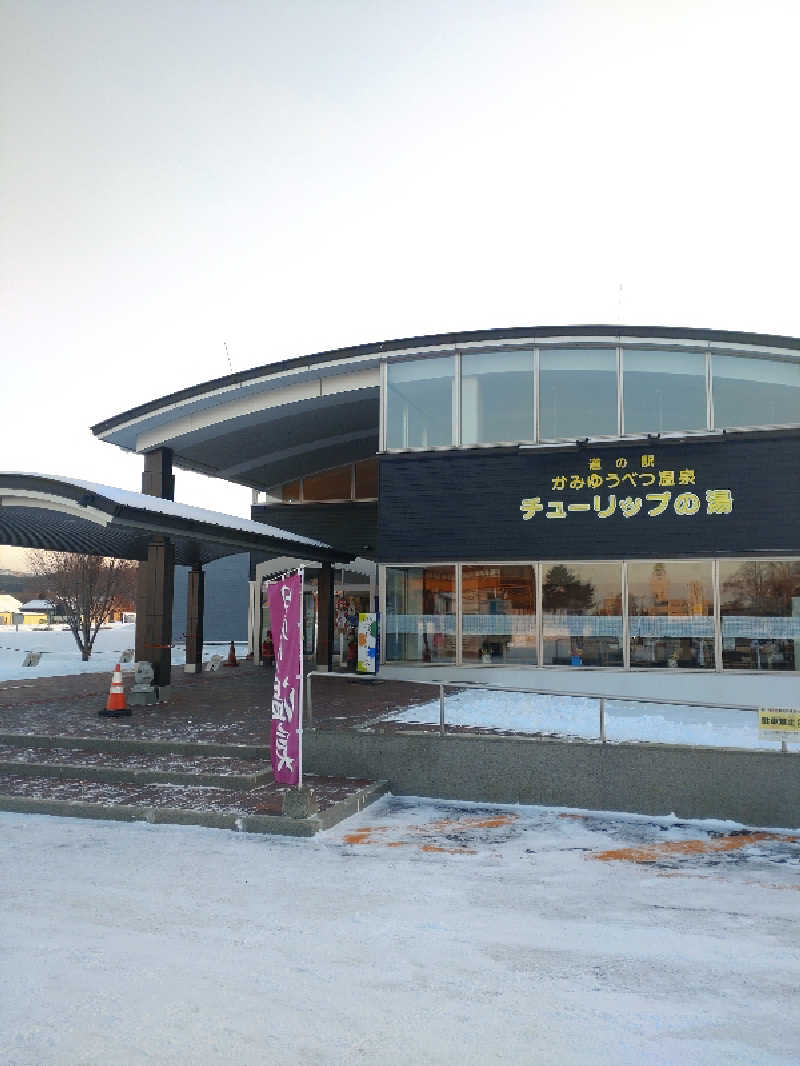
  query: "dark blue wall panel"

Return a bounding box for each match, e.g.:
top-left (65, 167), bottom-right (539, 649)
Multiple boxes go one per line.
top-left (173, 553), bottom-right (249, 641)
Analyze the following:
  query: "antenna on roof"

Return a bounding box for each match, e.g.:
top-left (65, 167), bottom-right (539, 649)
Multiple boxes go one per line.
top-left (224, 341), bottom-right (234, 375)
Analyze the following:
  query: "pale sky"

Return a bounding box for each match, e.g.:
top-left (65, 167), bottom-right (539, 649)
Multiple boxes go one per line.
top-left (2, 0), bottom-right (799, 571)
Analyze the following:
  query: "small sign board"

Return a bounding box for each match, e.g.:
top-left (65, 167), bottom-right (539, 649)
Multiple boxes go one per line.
top-left (11, 613), bottom-right (23, 626)
top-left (758, 708), bottom-right (800, 739)
top-left (357, 613), bottom-right (379, 674)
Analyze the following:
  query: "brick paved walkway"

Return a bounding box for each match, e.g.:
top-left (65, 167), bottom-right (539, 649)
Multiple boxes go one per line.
top-left (0, 662), bottom-right (432, 744)
top-left (0, 663), bottom-right (430, 833)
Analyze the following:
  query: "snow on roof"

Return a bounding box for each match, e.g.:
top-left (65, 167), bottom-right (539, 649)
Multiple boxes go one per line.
top-left (0, 594), bottom-right (22, 612)
top-left (9, 474), bottom-right (330, 550)
top-left (20, 599), bottom-right (53, 610)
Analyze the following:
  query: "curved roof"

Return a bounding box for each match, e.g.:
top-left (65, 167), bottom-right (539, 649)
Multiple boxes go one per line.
top-left (0, 474), bottom-right (351, 565)
top-left (91, 324), bottom-right (800, 491)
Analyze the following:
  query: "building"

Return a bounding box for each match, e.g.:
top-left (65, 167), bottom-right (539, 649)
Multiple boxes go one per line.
top-left (92, 325), bottom-right (800, 705)
top-left (0, 594), bottom-right (22, 625)
top-left (19, 599), bottom-right (56, 626)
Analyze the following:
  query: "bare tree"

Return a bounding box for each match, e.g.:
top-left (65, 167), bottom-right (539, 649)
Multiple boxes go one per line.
top-left (26, 552), bottom-right (137, 661)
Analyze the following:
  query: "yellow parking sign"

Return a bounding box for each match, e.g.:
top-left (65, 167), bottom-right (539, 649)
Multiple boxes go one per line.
top-left (758, 708), bottom-right (800, 735)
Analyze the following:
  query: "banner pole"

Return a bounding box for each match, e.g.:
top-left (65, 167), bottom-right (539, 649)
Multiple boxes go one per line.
top-left (297, 567), bottom-right (305, 790)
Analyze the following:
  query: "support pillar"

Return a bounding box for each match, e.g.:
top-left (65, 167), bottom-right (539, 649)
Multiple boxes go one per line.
top-left (136, 448), bottom-right (175, 688)
top-left (316, 561), bottom-right (334, 671)
top-left (141, 448), bottom-right (175, 500)
top-left (134, 537), bottom-right (175, 688)
top-left (184, 564), bottom-right (204, 673)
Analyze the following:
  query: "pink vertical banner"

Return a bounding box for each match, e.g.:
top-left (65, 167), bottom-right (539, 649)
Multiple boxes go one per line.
top-left (267, 570), bottom-right (303, 786)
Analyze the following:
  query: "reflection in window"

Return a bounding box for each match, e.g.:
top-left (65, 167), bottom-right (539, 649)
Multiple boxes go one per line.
top-left (386, 357), bottom-right (456, 448)
top-left (712, 355), bottom-right (800, 428)
top-left (461, 350), bottom-right (534, 445)
top-left (539, 349), bottom-right (617, 440)
top-left (623, 349), bottom-right (707, 434)
top-left (628, 561), bottom-right (714, 669)
top-left (354, 457), bottom-right (378, 498)
top-left (281, 479), bottom-right (301, 503)
top-left (720, 559), bottom-right (800, 671)
top-left (462, 565), bottom-right (536, 665)
top-left (303, 465), bottom-right (352, 501)
top-left (541, 562), bottom-right (622, 666)
top-left (385, 566), bottom-right (456, 663)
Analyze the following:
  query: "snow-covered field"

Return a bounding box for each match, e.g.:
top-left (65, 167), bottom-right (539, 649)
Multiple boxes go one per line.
top-left (1, 798), bottom-right (798, 1066)
top-left (392, 688), bottom-right (799, 751)
top-left (0, 623), bottom-right (247, 682)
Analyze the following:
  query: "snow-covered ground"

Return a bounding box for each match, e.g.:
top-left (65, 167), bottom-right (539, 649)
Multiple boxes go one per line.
top-left (0, 623), bottom-right (247, 682)
top-left (1, 798), bottom-right (798, 1066)
top-left (391, 688), bottom-right (799, 751)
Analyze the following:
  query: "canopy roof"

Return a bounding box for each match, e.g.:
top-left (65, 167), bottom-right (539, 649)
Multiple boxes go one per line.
top-left (91, 324), bottom-right (800, 491)
top-left (0, 474), bottom-right (352, 566)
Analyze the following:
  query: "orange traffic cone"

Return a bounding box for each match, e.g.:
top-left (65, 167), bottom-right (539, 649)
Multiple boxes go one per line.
top-left (99, 663), bottom-right (132, 717)
top-left (223, 640), bottom-right (239, 668)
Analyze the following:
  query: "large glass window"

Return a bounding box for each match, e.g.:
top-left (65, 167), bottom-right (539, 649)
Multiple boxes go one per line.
top-left (281, 479), bottom-right (301, 503)
top-left (720, 559), bottom-right (800, 671)
top-left (385, 566), bottom-right (456, 663)
top-left (386, 357), bottom-right (456, 449)
top-left (354, 458), bottom-right (378, 499)
top-left (541, 562), bottom-right (623, 666)
top-left (462, 565), bottom-right (536, 665)
top-left (623, 349), bottom-right (707, 434)
top-left (303, 465), bottom-right (352, 501)
top-left (461, 350), bottom-right (534, 445)
top-left (539, 348), bottom-right (617, 439)
top-left (712, 355), bottom-right (800, 428)
top-left (628, 561), bottom-right (714, 669)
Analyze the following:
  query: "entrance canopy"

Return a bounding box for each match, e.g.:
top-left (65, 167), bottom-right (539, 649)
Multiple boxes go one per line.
top-left (0, 473), bottom-right (352, 566)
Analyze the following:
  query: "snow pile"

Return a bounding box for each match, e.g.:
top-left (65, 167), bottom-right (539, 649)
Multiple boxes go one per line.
top-left (390, 687), bottom-right (798, 750)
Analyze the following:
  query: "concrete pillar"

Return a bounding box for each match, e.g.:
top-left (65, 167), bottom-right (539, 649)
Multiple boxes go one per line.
top-left (184, 564), bottom-right (204, 673)
top-left (316, 561), bottom-right (334, 671)
top-left (134, 537), bottom-right (175, 687)
top-left (137, 448), bottom-right (175, 687)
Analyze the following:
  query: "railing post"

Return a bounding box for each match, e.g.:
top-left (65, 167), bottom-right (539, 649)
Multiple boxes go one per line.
top-left (439, 684), bottom-right (446, 736)
top-left (306, 673), bottom-right (313, 727)
top-left (599, 698), bottom-right (606, 744)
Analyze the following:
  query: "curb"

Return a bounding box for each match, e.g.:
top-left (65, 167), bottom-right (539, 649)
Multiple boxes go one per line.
top-left (0, 794), bottom-right (319, 836)
top-left (315, 780), bottom-right (390, 829)
top-left (0, 780), bottom-right (389, 837)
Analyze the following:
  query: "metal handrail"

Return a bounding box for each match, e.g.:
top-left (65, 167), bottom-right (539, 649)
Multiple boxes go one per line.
top-left (305, 670), bottom-right (774, 745)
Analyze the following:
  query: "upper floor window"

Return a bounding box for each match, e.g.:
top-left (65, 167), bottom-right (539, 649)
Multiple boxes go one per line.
top-left (712, 355), bottom-right (800, 428)
top-left (303, 466), bottom-right (352, 501)
top-left (386, 356), bottom-right (456, 448)
top-left (623, 349), bottom-right (707, 434)
top-left (381, 343), bottom-right (800, 452)
top-left (461, 350), bottom-right (534, 445)
top-left (539, 348), bottom-right (617, 439)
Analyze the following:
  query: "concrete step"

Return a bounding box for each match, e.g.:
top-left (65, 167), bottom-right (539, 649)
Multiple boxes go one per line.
top-left (0, 740), bottom-right (273, 790)
top-left (0, 765), bottom-right (388, 837)
top-left (0, 732), bottom-right (271, 760)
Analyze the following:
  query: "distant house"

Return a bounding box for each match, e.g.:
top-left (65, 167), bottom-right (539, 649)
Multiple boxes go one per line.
top-left (0, 594), bottom-right (22, 625)
top-left (19, 599), bottom-right (56, 625)
top-left (109, 600), bottom-right (136, 623)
